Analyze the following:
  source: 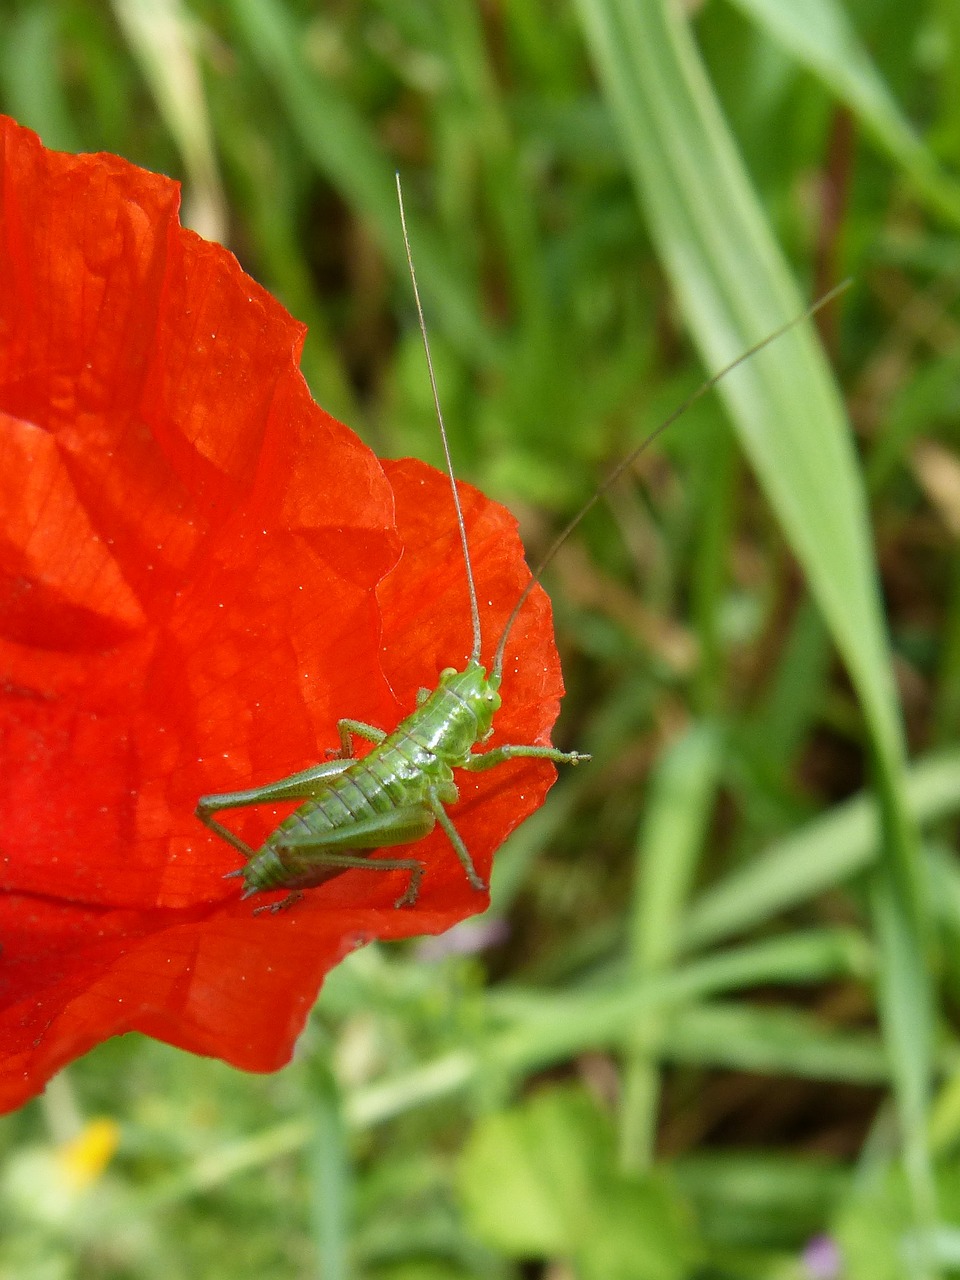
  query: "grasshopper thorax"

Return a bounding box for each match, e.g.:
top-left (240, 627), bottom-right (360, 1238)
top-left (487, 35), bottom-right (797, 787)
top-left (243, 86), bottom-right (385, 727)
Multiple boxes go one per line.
top-left (420, 660), bottom-right (502, 758)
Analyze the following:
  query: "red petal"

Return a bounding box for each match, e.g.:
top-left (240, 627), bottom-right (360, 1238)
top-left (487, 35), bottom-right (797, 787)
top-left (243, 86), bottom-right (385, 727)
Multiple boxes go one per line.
top-left (0, 117), bottom-right (565, 1112)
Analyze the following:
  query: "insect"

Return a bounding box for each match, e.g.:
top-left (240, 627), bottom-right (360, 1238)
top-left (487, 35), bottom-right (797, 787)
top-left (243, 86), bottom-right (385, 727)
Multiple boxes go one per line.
top-left (196, 176), bottom-right (847, 913)
top-left (195, 176), bottom-right (589, 912)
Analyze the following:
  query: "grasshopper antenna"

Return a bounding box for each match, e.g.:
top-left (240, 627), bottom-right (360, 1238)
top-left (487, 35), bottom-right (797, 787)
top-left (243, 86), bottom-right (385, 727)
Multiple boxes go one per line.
top-left (491, 280), bottom-right (852, 681)
top-left (396, 173), bottom-right (483, 665)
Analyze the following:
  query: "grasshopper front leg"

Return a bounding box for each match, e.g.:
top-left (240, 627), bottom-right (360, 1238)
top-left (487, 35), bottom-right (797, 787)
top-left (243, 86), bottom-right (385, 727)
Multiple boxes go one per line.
top-left (461, 745), bottom-right (591, 771)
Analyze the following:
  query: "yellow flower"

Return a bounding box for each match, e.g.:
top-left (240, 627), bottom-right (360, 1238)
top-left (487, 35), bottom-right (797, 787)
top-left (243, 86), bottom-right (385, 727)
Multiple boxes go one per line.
top-left (55, 1118), bottom-right (120, 1191)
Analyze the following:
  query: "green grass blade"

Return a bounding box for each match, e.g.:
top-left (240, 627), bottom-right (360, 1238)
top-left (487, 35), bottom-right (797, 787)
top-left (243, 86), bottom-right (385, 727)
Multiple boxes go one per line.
top-left (0, 5), bottom-right (80, 151)
top-left (630, 722), bottom-right (724, 972)
top-left (681, 749), bottom-right (960, 952)
top-left (664, 1002), bottom-right (890, 1084)
top-left (112, 0), bottom-right (227, 240)
top-left (306, 1076), bottom-right (351, 1280)
top-left (621, 722), bottom-right (724, 1167)
top-left (228, 0), bottom-right (497, 364)
top-left (573, 0), bottom-right (936, 1252)
top-left (572, 0), bottom-right (902, 793)
top-left (727, 0), bottom-right (960, 226)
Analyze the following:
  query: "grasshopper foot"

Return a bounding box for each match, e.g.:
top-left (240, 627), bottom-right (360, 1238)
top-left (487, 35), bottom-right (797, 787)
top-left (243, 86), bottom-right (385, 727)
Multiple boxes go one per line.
top-left (466, 869), bottom-right (488, 894)
top-left (253, 891), bottom-right (303, 916)
top-left (395, 866), bottom-right (425, 909)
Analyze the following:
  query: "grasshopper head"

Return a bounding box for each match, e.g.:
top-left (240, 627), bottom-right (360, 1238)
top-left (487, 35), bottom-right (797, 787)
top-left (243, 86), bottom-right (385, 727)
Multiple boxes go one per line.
top-left (440, 660), bottom-right (502, 740)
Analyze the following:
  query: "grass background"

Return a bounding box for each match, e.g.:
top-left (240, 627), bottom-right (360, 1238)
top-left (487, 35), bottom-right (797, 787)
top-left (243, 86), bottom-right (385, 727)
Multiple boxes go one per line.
top-left (2, 0), bottom-right (960, 1276)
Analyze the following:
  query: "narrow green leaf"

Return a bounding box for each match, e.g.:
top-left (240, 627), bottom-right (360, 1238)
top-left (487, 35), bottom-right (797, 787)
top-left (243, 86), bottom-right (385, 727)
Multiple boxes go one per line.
top-left (663, 1001), bottom-right (890, 1083)
top-left (306, 1080), bottom-right (351, 1280)
top-left (0, 6), bottom-right (80, 151)
top-left (630, 722), bottom-right (724, 972)
top-left (572, 0), bottom-right (936, 1248)
top-left (682, 750), bottom-right (960, 953)
top-left (228, 0), bottom-right (497, 363)
top-left (112, 0), bottom-right (226, 240)
top-left (727, 0), bottom-right (960, 226)
top-left (621, 721), bottom-right (724, 1169)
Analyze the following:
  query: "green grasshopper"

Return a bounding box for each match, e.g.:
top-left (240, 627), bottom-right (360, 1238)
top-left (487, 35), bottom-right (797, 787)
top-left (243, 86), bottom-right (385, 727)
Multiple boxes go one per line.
top-left (195, 178), bottom-right (588, 912)
top-left (196, 177), bottom-right (846, 913)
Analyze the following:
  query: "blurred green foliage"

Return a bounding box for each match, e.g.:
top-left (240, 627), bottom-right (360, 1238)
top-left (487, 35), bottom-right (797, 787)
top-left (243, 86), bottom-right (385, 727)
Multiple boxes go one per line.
top-left (3, 0), bottom-right (960, 1276)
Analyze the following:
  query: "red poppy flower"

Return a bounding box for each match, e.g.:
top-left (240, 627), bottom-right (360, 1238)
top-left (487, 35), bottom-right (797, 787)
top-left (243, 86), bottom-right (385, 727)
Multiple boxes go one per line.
top-left (0, 116), bottom-right (565, 1114)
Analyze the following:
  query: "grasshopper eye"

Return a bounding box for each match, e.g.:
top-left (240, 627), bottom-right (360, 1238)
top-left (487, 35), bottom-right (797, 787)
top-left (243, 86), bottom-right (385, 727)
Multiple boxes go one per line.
top-left (440, 666), bottom-right (456, 680)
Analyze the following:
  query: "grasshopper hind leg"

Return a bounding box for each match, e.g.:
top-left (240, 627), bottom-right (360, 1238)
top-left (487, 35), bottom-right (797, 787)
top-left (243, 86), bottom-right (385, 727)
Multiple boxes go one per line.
top-left (254, 851), bottom-right (426, 910)
top-left (254, 802), bottom-right (438, 909)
